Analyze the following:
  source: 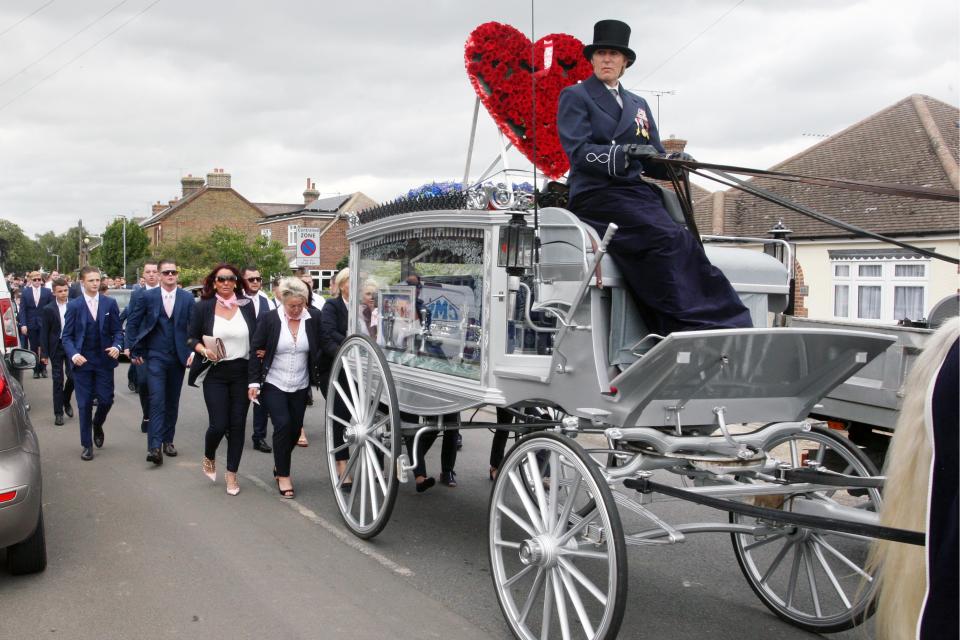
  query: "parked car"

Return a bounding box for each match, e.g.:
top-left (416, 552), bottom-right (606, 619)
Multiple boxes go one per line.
top-left (0, 346), bottom-right (46, 574)
top-left (105, 287), bottom-right (133, 315)
top-left (0, 271), bottom-right (19, 359)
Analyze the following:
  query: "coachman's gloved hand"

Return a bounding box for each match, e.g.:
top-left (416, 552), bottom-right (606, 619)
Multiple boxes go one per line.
top-left (667, 151), bottom-right (696, 163)
top-left (623, 144), bottom-right (660, 159)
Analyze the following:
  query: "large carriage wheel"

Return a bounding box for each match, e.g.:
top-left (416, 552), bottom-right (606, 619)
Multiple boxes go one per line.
top-left (730, 424), bottom-right (881, 632)
top-left (325, 335), bottom-right (401, 540)
top-left (489, 432), bottom-right (627, 640)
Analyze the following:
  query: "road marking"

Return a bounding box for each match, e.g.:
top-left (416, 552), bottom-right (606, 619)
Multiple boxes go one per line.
top-left (242, 473), bottom-right (415, 577)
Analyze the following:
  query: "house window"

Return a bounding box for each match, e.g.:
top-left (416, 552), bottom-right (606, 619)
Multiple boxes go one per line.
top-left (830, 254), bottom-right (929, 323)
top-left (287, 224), bottom-right (299, 246)
top-left (154, 225), bottom-right (163, 245)
top-left (261, 228), bottom-right (272, 240)
top-left (318, 269), bottom-right (336, 293)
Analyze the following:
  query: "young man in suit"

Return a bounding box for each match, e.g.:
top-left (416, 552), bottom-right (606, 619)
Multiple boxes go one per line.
top-left (18, 270), bottom-right (54, 378)
top-left (121, 261), bottom-right (160, 431)
top-left (62, 266), bottom-right (124, 461)
top-left (242, 266), bottom-right (273, 453)
top-left (126, 259), bottom-right (195, 466)
top-left (39, 278), bottom-right (74, 426)
top-left (557, 19), bottom-right (751, 335)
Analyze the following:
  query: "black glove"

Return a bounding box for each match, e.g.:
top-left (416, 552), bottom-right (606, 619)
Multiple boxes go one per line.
top-left (622, 144), bottom-right (660, 159)
top-left (667, 151), bottom-right (696, 163)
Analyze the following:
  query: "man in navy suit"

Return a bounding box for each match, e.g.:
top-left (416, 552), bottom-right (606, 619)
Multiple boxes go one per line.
top-left (121, 261), bottom-right (160, 432)
top-left (39, 278), bottom-right (74, 426)
top-left (18, 270), bottom-right (54, 378)
top-left (62, 266), bottom-right (124, 461)
top-left (127, 259), bottom-right (195, 466)
top-left (242, 266), bottom-right (273, 453)
top-left (557, 19), bottom-right (751, 336)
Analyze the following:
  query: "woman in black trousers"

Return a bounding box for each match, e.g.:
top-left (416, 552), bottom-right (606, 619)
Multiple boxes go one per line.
top-left (248, 277), bottom-right (322, 498)
top-left (188, 263), bottom-right (257, 496)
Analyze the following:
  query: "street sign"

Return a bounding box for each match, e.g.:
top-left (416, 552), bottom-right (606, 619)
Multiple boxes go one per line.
top-left (296, 228), bottom-right (320, 267)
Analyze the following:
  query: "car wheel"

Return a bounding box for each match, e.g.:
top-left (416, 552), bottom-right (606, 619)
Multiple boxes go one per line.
top-left (7, 507), bottom-right (47, 575)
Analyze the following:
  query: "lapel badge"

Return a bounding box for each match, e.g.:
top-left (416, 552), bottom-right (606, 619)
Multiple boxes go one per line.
top-left (635, 107), bottom-right (650, 139)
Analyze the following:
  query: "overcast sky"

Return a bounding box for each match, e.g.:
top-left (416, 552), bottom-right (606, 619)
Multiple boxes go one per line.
top-left (0, 0), bottom-right (956, 237)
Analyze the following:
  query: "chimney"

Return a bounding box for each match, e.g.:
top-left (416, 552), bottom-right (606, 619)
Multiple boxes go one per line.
top-left (662, 135), bottom-right (687, 155)
top-left (206, 167), bottom-right (232, 189)
top-left (303, 178), bottom-right (320, 205)
top-left (168, 198), bottom-right (178, 208)
top-left (152, 200), bottom-right (166, 215)
top-left (181, 173), bottom-right (205, 197)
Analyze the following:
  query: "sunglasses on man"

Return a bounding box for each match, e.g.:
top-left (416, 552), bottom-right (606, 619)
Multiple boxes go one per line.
top-left (161, 270), bottom-right (178, 276)
top-left (245, 276), bottom-right (262, 283)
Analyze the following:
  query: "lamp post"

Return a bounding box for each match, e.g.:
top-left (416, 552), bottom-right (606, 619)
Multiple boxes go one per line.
top-left (47, 249), bottom-right (60, 272)
top-left (114, 215), bottom-right (128, 282)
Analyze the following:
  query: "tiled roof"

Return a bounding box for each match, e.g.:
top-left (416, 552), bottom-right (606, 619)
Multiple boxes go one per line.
top-left (304, 194), bottom-right (351, 213)
top-left (253, 202), bottom-right (303, 217)
top-left (694, 94), bottom-right (959, 239)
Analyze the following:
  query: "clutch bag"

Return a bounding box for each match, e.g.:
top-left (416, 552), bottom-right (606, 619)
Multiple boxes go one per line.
top-left (202, 335), bottom-right (226, 360)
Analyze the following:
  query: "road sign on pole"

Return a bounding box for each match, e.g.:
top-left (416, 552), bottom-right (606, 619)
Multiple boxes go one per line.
top-left (296, 228), bottom-right (321, 267)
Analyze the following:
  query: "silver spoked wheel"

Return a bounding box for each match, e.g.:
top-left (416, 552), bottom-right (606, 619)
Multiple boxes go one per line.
top-left (730, 425), bottom-right (881, 633)
top-left (489, 432), bottom-right (627, 640)
top-left (325, 334), bottom-right (401, 540)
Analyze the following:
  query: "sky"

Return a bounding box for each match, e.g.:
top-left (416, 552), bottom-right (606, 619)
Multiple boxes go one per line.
top-left (0, 0), bottom-right (957, 237)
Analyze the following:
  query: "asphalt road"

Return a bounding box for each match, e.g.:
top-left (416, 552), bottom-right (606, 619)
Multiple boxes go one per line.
top-left (1, 366), bottom-right (869, 640)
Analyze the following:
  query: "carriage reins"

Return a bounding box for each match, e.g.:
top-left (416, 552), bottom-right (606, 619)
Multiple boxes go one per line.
top-left (649, 156), bottom-right (960, 265)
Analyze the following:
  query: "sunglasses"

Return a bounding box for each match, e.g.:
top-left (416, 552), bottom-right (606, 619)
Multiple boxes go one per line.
top-left (161, 270), bottom-right (178, 276)
top-left (216, 275), bottom-right (238, 283)
top-left (245, 276), bottom-right (262, 283)
top-left (32, 278), bottom-right (41, 282)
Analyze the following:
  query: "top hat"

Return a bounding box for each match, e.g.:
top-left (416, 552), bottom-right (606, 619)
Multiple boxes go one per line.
top-left (583, 19), bottom-right (636, 67)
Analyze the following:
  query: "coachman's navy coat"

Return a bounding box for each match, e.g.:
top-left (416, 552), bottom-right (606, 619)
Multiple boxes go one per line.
top-left (557, 74), bottom-right (752, 336)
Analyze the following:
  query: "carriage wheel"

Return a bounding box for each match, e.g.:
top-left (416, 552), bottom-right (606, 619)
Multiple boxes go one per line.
top-left (489, 432), bottom-right (627, 640)
top-left (730, 424), bottom-right (881, 632)
top-left (325, 335), bottom-right (401, 540)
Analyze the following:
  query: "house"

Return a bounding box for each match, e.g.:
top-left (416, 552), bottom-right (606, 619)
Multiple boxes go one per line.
top-left (693, 94), bottom-right (959, 324)
top-left (140, 172), bottom-right (376, 291)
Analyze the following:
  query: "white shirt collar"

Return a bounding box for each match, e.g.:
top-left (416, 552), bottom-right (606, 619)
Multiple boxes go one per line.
top-left (83, 292), bottom-right (99, 304)
top-left (145, 283), bottom-right (159, 290)
top-left (277, 306), bottom-right (309, 322)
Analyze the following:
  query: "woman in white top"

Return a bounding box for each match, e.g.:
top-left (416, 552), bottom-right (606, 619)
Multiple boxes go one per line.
top-left (247, 277), bottom-right (323, 498)
top-left (187, 263), bottom-right (258, 495)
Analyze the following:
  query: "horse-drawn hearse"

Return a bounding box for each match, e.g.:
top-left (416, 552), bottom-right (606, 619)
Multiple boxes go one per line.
top-left (318, 152), bottom-right (947, 639)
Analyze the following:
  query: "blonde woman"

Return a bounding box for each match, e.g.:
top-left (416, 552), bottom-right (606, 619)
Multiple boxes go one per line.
top-left (247, 277), bottom-right (323, 498)
top-left (868, 317), bottom-right (959, 639)
top-left (319, 268), bottom-right (352, 486)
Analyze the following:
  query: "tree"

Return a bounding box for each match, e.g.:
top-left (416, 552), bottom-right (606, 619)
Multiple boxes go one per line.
top-left (152, 227), bottom-right (289, 285)
top-left (100, 218), bottom-right (149, 281)
top-left (336, 253), bottom-right (350, 271)
top-left (0, 219), bottom-right (41, 274)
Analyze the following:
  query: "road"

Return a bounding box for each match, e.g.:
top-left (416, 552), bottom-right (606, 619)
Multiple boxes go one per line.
top-left (1, 366), bottom-right (868, 639)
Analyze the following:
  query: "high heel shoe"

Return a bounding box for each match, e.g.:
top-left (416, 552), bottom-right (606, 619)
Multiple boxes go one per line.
top-left (225, 471), bottom-right (240, 496)
top-left (276, 477), bottom-right (295, 499)
top-left (202, 457), bottom-right (216, 482)
top-left (489, 466), bottom-right (497, 482)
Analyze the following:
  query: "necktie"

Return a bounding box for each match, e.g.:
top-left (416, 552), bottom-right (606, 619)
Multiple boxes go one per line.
top-left (163, 292), bottom-right (174, 318)
top-left (88, 297), bottom-right (98, 320)
top-left (609, 88), bottom-right (623, 109)
top-left (33, 287), bottom-right (40, 305)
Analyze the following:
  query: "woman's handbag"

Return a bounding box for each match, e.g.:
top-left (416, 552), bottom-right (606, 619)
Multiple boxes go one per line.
top-left (201, 335), bottom-right (226, 360)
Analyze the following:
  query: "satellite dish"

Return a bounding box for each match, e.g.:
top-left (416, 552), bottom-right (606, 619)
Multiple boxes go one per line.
top-left (927, 293), bottom-right (959, 329)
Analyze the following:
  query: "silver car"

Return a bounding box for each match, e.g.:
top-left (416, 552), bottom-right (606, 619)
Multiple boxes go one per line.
top-left (0, 347), bottom-right (46, 574)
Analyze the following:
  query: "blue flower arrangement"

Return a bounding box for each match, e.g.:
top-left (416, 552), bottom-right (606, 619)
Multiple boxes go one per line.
top-left (405, 180), bottom-right (535, 199)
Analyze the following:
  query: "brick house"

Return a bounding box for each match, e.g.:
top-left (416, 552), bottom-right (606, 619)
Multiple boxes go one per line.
top-left (256, 191), bottom-right (377, 291)
top-left (693, 94), bottom-right (959, 323)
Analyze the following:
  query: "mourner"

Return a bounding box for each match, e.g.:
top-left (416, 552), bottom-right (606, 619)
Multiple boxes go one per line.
top-left (61, 266), bottom-right (124, 461)
top-left (248, 277), bottom-right (322, 499)
top-left (19, 270), bottom-right (53, 378)
top-left (242, 265), bottom-right (274, 454)
top-left (122, 260), bottom-right (160, 434)
top-left (557, 19), bottom-right (752, 335)
top-left (188, 264), bottom-right (258, 495)
top-left (39, 278), bottom-right (74, 426)
top-left (127, 259), bottom-right (195, 466)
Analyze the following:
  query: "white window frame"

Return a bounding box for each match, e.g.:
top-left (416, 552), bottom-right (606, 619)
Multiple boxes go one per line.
top-left (830, 256), bottom-right (929, 324)
top-left (261, 228), bottom-right (272, 240)
top-left (287, 224), bottom-right (299, 246)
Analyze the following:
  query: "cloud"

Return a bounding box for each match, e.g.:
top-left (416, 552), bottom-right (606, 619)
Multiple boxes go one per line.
top-left (0, 0), bottom-right (956, 236)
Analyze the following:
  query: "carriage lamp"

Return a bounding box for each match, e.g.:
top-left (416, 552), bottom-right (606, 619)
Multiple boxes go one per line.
top-left (498, 213), bottom-right (535, 275)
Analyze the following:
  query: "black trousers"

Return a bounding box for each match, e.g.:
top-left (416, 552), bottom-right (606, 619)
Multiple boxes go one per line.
top-left (251, 399), bottom-right (269, 443)
top-left (49, 347), bottom-right (74, 416)
top-left (320, 370), bottom-right (351, 462)
top-left (404, 413), bottom-right (459, 478)
top-left (490, 407), bottom-right (513, 469)
top-left (132, 362), bottom-right (149, 422)
top-left (202, 359), bottom-right (250, 473)
top-left (262, 383), bottom-right (308, 477)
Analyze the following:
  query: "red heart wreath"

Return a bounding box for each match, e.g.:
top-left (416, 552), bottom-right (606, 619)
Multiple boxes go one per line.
top-left (464, 22), bottom-right (593, 180)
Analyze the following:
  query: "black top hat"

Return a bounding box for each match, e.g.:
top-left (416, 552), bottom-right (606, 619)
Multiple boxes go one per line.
top-left (583, 19), bottom-right (636, 67)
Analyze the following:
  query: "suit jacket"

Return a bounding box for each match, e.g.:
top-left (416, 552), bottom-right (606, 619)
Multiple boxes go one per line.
top-left (248, 306), bottom-right (323, 388)
top-left (318, 296), bottom-right (348, 382)
top-left (18, 286), bottom-right (53, 332)
top-left (186, 297), bottom-right (257, 386)
top-left (61, 294), bottom-right (124, 369)
top-left (39, 300), bottom-right (68, 357)
top-left (557, 74), bottom-right (669, 201)
top-left (246, 292), bottom-right (272, 320)
top-left (127, 287), bottom-right (195, 365)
